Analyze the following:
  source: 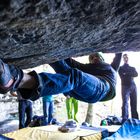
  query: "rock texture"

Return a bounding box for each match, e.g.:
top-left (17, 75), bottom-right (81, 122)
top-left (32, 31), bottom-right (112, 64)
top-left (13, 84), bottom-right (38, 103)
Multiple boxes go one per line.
top-left (0, 0), bottom-right (140, 68)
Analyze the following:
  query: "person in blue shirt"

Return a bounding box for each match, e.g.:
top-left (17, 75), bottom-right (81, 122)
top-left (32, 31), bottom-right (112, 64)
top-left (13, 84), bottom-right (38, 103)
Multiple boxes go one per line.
top-left (119, 53), bottom-right (139, 123)
top-left (42, 95), bottom-right (54, 125)
top-left (0, 53), bottom-right (122, 104)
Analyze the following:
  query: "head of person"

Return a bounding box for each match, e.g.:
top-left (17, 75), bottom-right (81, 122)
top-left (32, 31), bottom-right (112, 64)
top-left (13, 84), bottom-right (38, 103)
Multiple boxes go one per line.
top-left (123, 53), bottom-right (128, 64)
top-left (89, 52), bottom-right (104, 64)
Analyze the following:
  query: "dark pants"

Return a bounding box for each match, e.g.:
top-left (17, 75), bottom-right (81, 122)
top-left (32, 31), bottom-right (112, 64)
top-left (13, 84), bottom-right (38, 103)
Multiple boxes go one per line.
top-left (19, 100), bottom-right (32, 129)
top-left (121, 83), bottom-right (139, 122)
top-left (43, 101), bottom-right (54, 124)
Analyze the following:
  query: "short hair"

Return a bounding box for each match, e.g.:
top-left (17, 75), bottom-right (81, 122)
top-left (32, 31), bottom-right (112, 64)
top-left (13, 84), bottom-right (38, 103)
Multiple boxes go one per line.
top-left (123, 53), bottom-right (128, 58)
top-left (89, 52), bottom-right (104, 63)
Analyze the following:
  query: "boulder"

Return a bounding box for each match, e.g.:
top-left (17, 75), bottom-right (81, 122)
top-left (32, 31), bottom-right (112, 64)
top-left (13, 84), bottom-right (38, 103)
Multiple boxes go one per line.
top-left (0, 0), bottom-right (140, 68)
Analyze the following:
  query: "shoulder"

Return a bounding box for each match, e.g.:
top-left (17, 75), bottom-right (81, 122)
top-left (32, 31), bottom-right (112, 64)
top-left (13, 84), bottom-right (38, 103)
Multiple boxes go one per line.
top-left (119, 64), bottom-right (126, 69)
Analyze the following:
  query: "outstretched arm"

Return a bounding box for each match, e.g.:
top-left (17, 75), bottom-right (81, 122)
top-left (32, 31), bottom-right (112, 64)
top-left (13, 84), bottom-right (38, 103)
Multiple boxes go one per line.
top-left (65, 58), bottom-right (86, 70)
top-left (111, 53), bottom-right (122, 71)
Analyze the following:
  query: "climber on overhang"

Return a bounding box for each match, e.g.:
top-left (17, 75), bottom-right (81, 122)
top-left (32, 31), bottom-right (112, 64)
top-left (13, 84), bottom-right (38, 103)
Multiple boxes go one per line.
top-left (0, 52), bottom-right (122, 103)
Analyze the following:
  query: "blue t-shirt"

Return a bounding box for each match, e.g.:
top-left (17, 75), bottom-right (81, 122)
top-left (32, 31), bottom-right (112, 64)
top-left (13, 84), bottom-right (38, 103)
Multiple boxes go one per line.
top-left (42, 95), bottom-right (53, 102)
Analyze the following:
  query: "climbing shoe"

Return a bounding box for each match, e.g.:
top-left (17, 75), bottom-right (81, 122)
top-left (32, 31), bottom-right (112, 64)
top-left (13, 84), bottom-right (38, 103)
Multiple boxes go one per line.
top-left (0, 59), bottom-right (13, 94)
top-left (0, 59), bottom-right (23, 94)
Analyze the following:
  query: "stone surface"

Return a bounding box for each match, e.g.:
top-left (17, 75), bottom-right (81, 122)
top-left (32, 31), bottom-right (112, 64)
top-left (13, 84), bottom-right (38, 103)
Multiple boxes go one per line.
top-left (0, 0), bottom-right (140, 133)
top-left (0, 0), bottom-right (140, 69)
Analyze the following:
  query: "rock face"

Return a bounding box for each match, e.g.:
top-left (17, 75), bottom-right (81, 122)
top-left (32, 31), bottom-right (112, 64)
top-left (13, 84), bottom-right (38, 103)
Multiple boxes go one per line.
top-left (0, 0), bottom-right (140, 69)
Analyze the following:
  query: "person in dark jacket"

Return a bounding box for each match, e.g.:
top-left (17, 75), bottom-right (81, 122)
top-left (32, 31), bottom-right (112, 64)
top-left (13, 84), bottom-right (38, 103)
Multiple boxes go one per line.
top-left (119, 53), bottom-right (139, 123)
top-left (0, 53), bottom-right (122, 104)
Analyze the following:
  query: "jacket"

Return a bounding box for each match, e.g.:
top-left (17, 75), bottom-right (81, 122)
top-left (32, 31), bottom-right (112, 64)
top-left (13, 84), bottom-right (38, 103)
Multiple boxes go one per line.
top-left (119, 63), bottom-right (138, 86)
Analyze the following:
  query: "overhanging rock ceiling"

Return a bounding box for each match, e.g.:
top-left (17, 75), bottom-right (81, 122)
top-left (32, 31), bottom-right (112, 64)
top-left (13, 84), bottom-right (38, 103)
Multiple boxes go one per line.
top-left (0, 0), bottom-right (140, 69)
